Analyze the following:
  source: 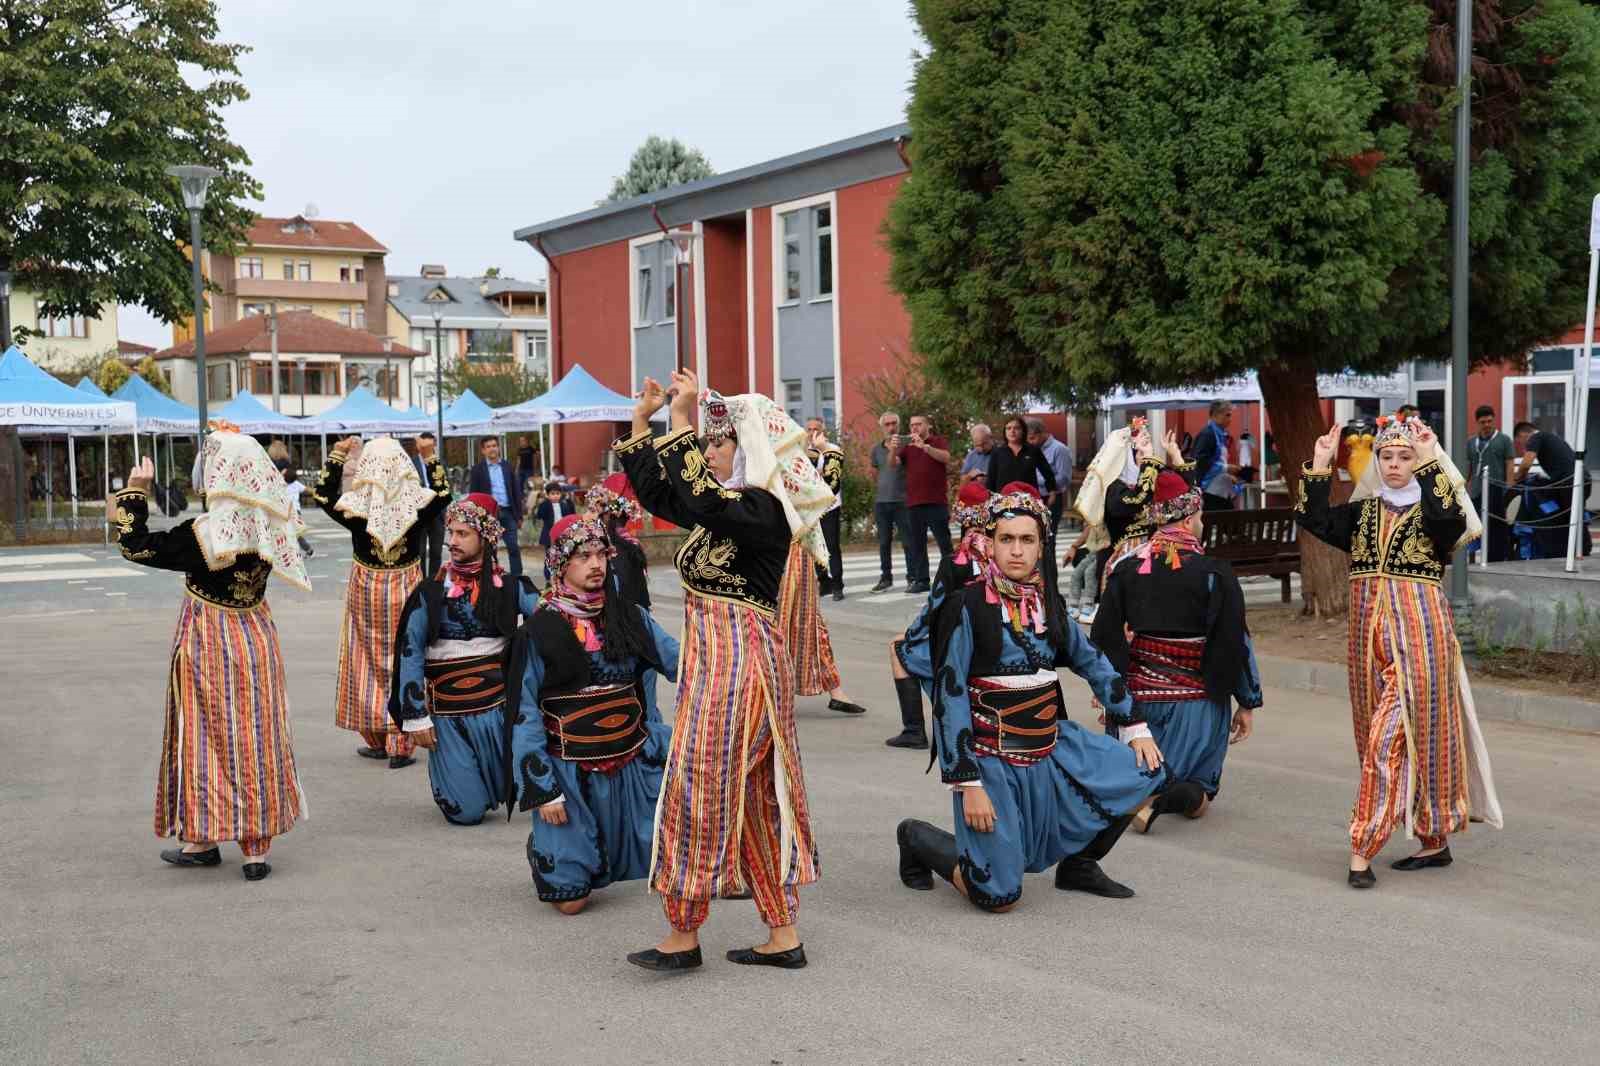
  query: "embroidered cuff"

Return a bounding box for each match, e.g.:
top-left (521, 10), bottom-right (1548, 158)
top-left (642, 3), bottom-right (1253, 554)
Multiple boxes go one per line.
top-left (114, 488), bottom-right (149, 502)
top-left (1414, 459), bottom-right (1444, 478)
top-left (327, 454), bottom-right (346, 467)
top-left (653, 425), bottom-right (696, 453)
top-left (402, 716), bottom-right (434, 733)
top-left (1300, 463), bottom-right (1333, 480)
top-left (613, 427), bottom-right (653, 454)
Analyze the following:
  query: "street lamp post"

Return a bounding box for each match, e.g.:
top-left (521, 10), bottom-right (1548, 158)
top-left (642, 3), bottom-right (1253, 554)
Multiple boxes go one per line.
top-left (662, 228), bottom-right (700, 373)
top-left (1448, 2), bottom-right (1473, 614)
top-left (431, 309), bottom-right (445, 444)
top-left (0, 267), bottom-right (12, 348)
top-left (296, 356), bottom-right (307, 417)
top-left (269, 301), bottom-right (281, 411)
top-left (166, 165), bottom-right (221, 440)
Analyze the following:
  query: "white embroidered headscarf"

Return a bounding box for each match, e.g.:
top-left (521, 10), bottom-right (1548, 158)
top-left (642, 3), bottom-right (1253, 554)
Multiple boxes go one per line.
top-left (1351, 418), bottom-right (1482, 550)
top-left (192, 430), bottom-right (312, 591)
top-left (702, 390), bottom-right (834, 565)
top-left (1074, 425), bottom-right (1138, 531)
top-left (335, 437), bottom-right (438, 552)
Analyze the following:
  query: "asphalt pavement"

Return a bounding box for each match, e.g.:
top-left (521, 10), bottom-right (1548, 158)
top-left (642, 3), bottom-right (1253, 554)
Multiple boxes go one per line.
top-left (1, 512), bottom-right (1595, 1065)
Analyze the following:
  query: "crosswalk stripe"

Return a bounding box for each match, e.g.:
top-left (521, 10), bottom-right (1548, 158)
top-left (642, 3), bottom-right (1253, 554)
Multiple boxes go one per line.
top-left (0, 552), bottom-right (97, 567)
top-left (0, 567), bottom-right (144, 585)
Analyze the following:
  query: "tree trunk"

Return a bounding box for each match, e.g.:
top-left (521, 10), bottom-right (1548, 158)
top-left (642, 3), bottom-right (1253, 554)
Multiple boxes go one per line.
top-left (1257, 360), bottom-right (1349, 616)
top-left (0, 428), bottom-right (26, 543)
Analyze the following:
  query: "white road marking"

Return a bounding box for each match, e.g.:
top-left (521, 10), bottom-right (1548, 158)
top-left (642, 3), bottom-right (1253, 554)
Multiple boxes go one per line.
top-left (6, 608), bottom-right (98, 620)
top-left (0, 552), bottom-right (97, 567)
top-left (0, 568), bottom-right (143, 584)
top-left (104, 592), bottom-right (129, 597)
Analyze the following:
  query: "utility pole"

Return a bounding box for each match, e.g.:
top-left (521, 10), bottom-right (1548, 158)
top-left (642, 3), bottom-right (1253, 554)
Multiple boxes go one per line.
top-left (269, 301), bottom-right (281, 411)
top-left (1448, 1), bottom-right (1474, 638)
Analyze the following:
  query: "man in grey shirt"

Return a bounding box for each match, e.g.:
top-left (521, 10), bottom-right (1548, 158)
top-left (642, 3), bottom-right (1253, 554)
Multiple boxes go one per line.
top-left (960, 423), bottom-right (994, 485)
top-left (870, 411), bottom-right (913, 592)
top-left (1026, 417), bottom-right (1073, 539)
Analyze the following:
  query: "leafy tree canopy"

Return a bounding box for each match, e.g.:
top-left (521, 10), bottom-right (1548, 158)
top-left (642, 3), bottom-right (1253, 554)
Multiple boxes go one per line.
top-left (603, 136), bottom-right (715, 204)
top-left (46, 351), bottom-right (171, 396)
top-left (440, 352), bottom-right (546, 411)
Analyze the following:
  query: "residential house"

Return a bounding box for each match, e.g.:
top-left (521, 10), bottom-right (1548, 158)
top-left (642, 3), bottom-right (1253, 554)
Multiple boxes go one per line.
top-left (4, 287), bottom-right (119, 369)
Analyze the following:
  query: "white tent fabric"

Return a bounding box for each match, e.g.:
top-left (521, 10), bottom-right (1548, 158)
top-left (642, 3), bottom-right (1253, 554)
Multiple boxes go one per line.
top-left (1105, 369), bottom-right (1409, 409)
top-left (1, 346), bottom-right (136, 430)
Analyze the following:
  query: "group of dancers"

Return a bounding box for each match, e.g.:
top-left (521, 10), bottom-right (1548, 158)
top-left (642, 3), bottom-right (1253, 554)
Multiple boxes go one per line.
top-left (110, 380), bottom-right (1502, 971)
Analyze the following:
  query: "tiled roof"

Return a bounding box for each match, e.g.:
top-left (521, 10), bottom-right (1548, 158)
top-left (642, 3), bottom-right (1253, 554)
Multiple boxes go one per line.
top-left (388, 274), bottom-right (546, 323)
top-left (117, 338), bottom-right (157, 356)
top-left (244, 215), bottom-right (388, 254)
top-left (154, 310), bottom-right (422, 359)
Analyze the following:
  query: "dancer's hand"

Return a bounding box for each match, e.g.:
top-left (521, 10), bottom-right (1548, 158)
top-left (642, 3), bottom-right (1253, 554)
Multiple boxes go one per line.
top-left (1133, 428), bottom-right (1153, 461)
top-left (539, 800), bottom-right (568, 826)
top-left (635, 377), bottom-right (668, 419)
top-left (1129, 736), bottom-right (1164, 770)
top-left (331, 435), bottom-right (360, 461)
top-left (961, 787), bottom-right (997, 833)
top-left (668, 368), bottom-right (699, 424)
top-left (412, 727), bottom-right (437, 751)
top-left (1163, 429), bottom-right (1184, 466)
top-left (1311, 425), bottom-right (1341, 472)
top-left (1412, 423), bottom-right (1439, 462)
top-left (126, 457), bottom-right (155, 494)
top-left (1229, 709), bottom-right (1254, 745)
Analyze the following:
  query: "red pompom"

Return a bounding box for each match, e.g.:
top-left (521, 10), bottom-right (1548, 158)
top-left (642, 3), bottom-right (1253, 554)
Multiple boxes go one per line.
top-left (997, 481), bottom-right (1042, 500)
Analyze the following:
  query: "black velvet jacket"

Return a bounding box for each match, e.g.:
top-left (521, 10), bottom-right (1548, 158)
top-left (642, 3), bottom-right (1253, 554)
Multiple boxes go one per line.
top-left (113, 489), bottom-right (275, 609)
top-left (614, 425), bottom-right (791, 617)
top-left (1295, 460), bottom-right (1467, 586)
top-left (309, 452), bottom-right (451, 570)
top-left (1104, 457), bottom-right (1197, 548)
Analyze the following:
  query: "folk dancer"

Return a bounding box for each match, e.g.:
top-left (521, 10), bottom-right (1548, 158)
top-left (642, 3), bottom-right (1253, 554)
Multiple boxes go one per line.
top-left (895, 484), bottom-right (1167, 910)
top-left (506, 515), bottom-right (679, 913)
top-left (314, 435), bottom-right (451, 769)
top-left (388, 493), bottom-right (538, 825)
top-left (1092, 470), bottom-right (1263, 831)
top-left (886, 479), bottom-right (995, 750)
top-left (616, 369), bottom-right (831, 973)
top-left (1297, 415), bottom-right (1503, 888)
top-left (115, 431), bottom-right (311, 881)
top-left (805, 417), bottom-right (846, 600)
top-left (584, 472), bottom-right (651, 609)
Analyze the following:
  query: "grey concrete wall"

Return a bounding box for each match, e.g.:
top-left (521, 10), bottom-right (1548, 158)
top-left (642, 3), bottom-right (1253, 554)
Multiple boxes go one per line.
top-left (1469, 561), bottom-right (1600, 653)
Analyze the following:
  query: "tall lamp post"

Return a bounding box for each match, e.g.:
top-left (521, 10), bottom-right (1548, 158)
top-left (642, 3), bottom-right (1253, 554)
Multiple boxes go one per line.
top-left (166, 164), bottom-right (221, 440)
top-left (1447, 3), bottom-right (1473, 613)
top-left (0, 267), bottom-right (12, 348)
top-left (662, 228), bottom-right (700, 372)
top-left (296, 356), bottom-right (307, 417)
top-left (431, 309), bottom-right (445, 444)
top-left (382, 336), bottom-right (393, 405)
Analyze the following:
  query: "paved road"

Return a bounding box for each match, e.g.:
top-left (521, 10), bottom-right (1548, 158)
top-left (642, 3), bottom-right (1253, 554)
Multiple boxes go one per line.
top-left (1, 521), bottom-right (1594, 1065)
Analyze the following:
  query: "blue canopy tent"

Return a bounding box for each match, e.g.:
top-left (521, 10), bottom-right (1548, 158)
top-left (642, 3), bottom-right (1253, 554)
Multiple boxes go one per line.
top-left (309, 385), bottom-right (431, 435)
top-left (442, 388), bottom-right (496, 434)
top-left (213, 390), bottom-right (315, 435)
top-left (75, 377), bottom-right (107, 397)
top-left (489, 364), bottom-right (662, 479)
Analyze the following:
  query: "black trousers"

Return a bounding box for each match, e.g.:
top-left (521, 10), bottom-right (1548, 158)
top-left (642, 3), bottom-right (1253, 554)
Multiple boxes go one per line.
top-left (817, 509), bottom-right (844, 591)
top-left (420, 515), bottom-right (444, 577)
top-left (875, 501), bottom-right (912, 580)
top-left (1202, 493), bottom-right (1234, 512)
top-left (906, 503), bottom-right (953, 585)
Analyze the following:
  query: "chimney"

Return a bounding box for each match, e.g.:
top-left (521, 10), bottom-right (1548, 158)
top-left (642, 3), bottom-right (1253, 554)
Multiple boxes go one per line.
top-left (420, 264), bottom-right (446, 278)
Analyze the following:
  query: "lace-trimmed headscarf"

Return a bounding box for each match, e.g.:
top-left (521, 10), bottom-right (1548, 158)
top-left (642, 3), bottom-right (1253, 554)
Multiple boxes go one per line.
top-left (701, 389), bottom-right (833, 565)
top-left (1354, 414), bottom-right (1482, 548)
top-left (334, 437), bottom-right (438, 552)
top-left (192, 430), bottom-right (311, 591)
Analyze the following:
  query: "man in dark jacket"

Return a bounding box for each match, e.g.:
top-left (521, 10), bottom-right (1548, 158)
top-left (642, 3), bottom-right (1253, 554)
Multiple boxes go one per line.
top-left (468, 438), bottom-right (526, 576)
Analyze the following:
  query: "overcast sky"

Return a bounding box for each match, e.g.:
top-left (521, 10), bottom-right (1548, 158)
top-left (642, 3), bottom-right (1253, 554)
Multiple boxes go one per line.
top-left (119, 0), bottom-right (921, 346)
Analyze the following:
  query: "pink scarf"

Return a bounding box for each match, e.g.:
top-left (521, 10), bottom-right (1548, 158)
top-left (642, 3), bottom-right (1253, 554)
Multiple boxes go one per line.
top-left (442, 559), bottom-right (503, 603)
top-left (1135, 524), bottom-right (1203, 575)
top-left (541, 577), bottom-right (605, 652)
top-left (983, 561), bottom-right (1047, 635)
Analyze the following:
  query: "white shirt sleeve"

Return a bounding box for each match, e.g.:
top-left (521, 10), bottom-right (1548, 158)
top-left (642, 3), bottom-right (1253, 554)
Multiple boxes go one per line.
top-left (402, 715), bottom-right (434, 733)
top-left (1119, 723), bottom-right (1154, 744)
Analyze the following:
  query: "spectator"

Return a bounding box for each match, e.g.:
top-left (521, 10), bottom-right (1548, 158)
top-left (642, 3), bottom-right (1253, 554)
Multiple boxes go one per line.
top-left (1193, 400), bottom-right (1241, 511)
top-left (1059, 528), bottom-right (1101, 622)
top-left (516, 435), bottom-right (536, 484)
top-left (901, 413), bottom-right (953, 594)
top-left (1025, 416), bottom-right (1072, 538)
top-left (467, 437), bottom-right (526, 576)
top-left (533, 480), bottom-right (576, 578)
top-left (960, 423), bottom-right (995, 485)
top-left (272, 457), bottom-right (314, 559)
top-left (409, 432), bottom-right (444, 575)
top-left (869, 412), bottom-right (913, 592)
top-left (1467, 405), bottom-right (1514, 563)
top-left (1512, 420), bottom-right (1591, 558)
top-left (985, 416), bottom-right (1057, 502)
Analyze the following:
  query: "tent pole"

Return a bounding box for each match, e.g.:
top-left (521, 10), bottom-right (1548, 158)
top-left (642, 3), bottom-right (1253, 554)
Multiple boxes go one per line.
top-left (102, 430), bottom-right (109, 546)
top-left (68, 433), bottom-right (78, 524)
top-left (45, 437), bottom-right (53, 526)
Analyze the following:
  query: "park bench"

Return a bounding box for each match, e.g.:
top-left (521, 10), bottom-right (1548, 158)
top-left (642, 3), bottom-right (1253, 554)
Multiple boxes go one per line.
top-left (1201, 508), bottom-right (1301, 603)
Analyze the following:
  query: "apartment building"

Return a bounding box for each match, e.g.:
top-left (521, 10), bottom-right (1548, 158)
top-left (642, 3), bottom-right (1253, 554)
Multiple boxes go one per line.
top-left (4, 287), bottom-right (119, 369)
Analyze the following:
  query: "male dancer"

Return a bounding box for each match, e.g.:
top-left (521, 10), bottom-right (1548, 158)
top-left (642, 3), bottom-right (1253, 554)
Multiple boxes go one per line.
top-left (389, 493), bottom-right (539, 825)
top-left (508, 515), bottom-right (679, 913)
top-left (895, 484), bottom-right (1166, 910)
top-left (1093, 470), bottom-right (1263, 832)
top-left (805, 417), bottom-right (846, 600)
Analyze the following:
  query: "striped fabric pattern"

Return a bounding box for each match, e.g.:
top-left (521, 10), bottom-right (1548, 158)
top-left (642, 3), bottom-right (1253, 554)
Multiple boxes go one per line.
top-left (1347, 540), bottom-right (1470, 857)
top-left (1128, 635), bottom-right (1208, 703)
top-left (1098, 535), bottom-right (1143, 595)
top-left (335, 560), bottom-right (421, 736)
top-left (157, 596), bottom-right (304, 844)
top-left (777, 539), bottom-right (841, 697)
top-left (651, 591), bottom-right (818, 904)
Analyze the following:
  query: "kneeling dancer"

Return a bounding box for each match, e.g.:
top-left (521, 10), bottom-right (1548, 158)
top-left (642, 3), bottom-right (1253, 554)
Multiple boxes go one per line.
top-left (507, 514), bottom-right (679, 913)
top-left (115, 432), bottom-right (311, 881)
top-left (896, 484), bottom-right (1167, 910)
top-left (1297, 415), bottom-right (1502, 888)
top-left (389, 493), bottom-right (538, 825)
top-left (1093, 470), bottom-right (1263, 831)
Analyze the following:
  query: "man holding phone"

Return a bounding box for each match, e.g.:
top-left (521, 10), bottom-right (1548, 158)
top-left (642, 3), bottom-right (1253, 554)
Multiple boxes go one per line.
top-left (901, 414), bottom-right (953, 595)
top-left (870, 413), bottom-right (913, 593)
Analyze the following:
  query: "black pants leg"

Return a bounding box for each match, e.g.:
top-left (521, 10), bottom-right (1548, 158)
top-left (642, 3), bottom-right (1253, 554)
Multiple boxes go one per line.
top-left (422, 516), bottom-right (444, 576)
top-left (905, 506), bottom-right (931, 585)
top-left (923, 504), bottom-right (953, 569)
top-left (875, 502), bottom-right (902, 581)
top-left (821, 509), bottom-right (843, 591)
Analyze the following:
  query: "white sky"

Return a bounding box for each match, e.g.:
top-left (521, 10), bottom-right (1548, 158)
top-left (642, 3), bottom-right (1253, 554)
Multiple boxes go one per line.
top-left (119, 0), bottom-right (920, 347)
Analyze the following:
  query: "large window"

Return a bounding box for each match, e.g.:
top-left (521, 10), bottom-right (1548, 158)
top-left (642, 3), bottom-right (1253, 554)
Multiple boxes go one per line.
top-left (663, 260), bottom-right (676, 321)
top-left (342, 362), bottom-right (399, 401)
top-left (525, 333), bottom-right (549, 375)
top-left (781, 212), bottom-right (802, 303)
top-left (354, 265), bottom-right (365, 283)
top-left (815, 376), bottom-right (836, 428)
top-left (337, 308), bottom-right (351, 327)
top-left (636, 259), bottom-right (653, 325)
top-left (783, 379), bottom-right (803, 423)
top-left (282, 259), bottom-right (294, 280)
top-left (353, 305), bottom-right (366, 330)
top-left (813, 205), bottom-right (833, 298)
top-left (297, 260), bottom-right (312, 281)
top-left (238, 257), bottom-right (264, 279)
top-left (242, 303), bottom-right (267, 317)
top-left (467, 329), bottom-right (512, 361)
top-left (37, 312), bottom-right (88, 338)
top-left (205, 363), bottom-right (233, 402)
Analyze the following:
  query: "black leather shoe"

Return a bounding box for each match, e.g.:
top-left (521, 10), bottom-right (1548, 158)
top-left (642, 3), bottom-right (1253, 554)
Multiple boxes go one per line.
top-left (885, 730), bottom-right (929, 749)
top-left (1348, 867), bottom-right (1377, 889)
top-left (832, 588), bottom-right (845, 601)
top-left (160, 847), bottom-right (221, 867)
top-left (242, 862), bottom-right (272, 882)
top-left (870, 578), bottom-right (892, 593)
top-left (897, 818), bottom-right (958, 885)
top-left (727, 945), bottom-right (807, 969)
top-left (1390, 847), bottom-right (1452, 871)
top-left (904, 581), bottom-right (930, 594)
top-left (388, 755), bottom-right (416, 769)
top-left (356, 746), bottom-right (387, 760)
top-left (827, 698), bottom-right (867, 715)
top-left (1054, 857), bottom-right (1135, 898)
top-left (897, 820), bottom-right (934, 890)
top-left (626, 946), bottom-right (703, 972)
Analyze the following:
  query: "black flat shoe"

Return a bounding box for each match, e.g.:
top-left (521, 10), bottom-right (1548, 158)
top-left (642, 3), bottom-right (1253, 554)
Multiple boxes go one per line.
top-left (832, 588), bottom-right (845, 601)
top-left (1348, 867), bottom-right (1377, 889)
top-left (1390, 847), bottom-right (1452, 871)
top-left (1054, 857), bottom-right (1135, 898)
top-left (727, 945), bottom-right (807, 969)
top-left (160, 847), bottom-right (221, 867)
top-left (388, 755), bottom-right (415, 769)
top-left (828, 698), bottom-right (867, 715)
top-left (897, 821), bottom-right (934, 890)
top-left (356, 746), bottom-right (387, 760)
top-left (870, 578), bottom-right (892, 593)
top-left (885, 730), bottom-right (929, 749)
top-left (625, 946), bottom-right (703, 972)
top-left (242, 862), bottom-right (272, 882)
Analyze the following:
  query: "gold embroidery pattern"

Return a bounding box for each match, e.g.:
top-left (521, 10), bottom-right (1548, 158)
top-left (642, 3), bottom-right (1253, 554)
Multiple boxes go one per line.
top-left (228, 562), bottom-right (272, 605)
top-left (1431, 472), bottom-right (1456, 510)
top-left (429, 461), bottom-right (449, 495)
top-left (1348, 500), bottom-right (1444, 585)
top-left (372, 536), bottom-right (406, 566)
top-left (1394, 532), bottom-right (1434, 566)
top-left (679, 446), bottom-right (739, 500)
top-left (678, 527), bottom-right (747, 588)
top-left (121, 547), bottom-right (156, 561)
top-left (1295, 479), bottom-right (1308, 514)
top-left (112, 507), bottom-right (136, 536)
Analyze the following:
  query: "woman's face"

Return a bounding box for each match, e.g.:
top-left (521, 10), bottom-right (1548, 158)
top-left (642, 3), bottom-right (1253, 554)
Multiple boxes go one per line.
top-left (1006, 420), bottom-right (1025, 444)
top-left (704, 436), bottom-right (737, 483)
top-left (1378, 445), bottom-right (1417, 489)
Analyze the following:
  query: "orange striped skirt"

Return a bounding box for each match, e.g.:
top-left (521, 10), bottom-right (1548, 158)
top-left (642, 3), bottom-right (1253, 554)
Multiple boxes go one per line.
top-left (156, 594), bottom-right (305, 843)
top-left (335, 560), bottom-right (420, 735)
top-left (777, 539), bottom-right (841, 697)
top-left (651, 591), bottom-right (819, 901)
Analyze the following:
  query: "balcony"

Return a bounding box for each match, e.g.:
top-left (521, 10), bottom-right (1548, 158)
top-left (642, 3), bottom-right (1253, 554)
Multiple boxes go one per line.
top-left (231, 278), bottom-right (368, 301)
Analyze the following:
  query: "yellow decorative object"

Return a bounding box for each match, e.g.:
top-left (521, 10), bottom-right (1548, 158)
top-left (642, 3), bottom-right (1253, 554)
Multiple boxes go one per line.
top-left (1344, 432), bottom-right (1376, 483)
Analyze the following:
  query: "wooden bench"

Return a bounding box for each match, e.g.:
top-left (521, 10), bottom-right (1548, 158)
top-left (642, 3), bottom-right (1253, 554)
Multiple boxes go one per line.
top-left (1201, 508), bottom-right (1301, 603)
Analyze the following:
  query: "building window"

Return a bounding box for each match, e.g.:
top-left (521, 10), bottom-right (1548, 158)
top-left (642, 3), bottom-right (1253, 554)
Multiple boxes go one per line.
top-left (816, 376), bottom-right (836, 428)
top-left (354, 265), bottom-right (365, 283)
top-left (238, 257), bottom-right (264, 279)
top-left (338, 308), bottom-right (351, 327)
top-left (282, 259), bottom-right (294, 280)
top-left (813, 205), bottom-right (833, 298)
top-left (205, 362), bottom-right (233, 402)
top-left (781, 211), bottom-right (802, 302)
top-left (525, 334), bottom-right (549, 375)
top-left (242, 303), bottom-right (267, 317)
top-left (297, 260), bottom-right (312, 281)
top-left (161, 368), bottom-right (172, 388)
top-left (636, 261), bottom-right (653, 325)
top-left (37, 312), bottom-right (88, 338)
top-left (663, 256), bottom-right (676, 321)
top-left (353, 305), bottom-right (366, 330)
top-left (783, 379), bottom-right (803, 422)
top-left (467, 329), bottom-right (511, 360)
top-left (339, 262), bottom-right (351, 282)
top-left (299, 365), bottom-right (336, 395)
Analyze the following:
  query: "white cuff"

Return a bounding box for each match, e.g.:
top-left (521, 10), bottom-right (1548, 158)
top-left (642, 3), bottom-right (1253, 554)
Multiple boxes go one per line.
top-left (1119, 723), bottom-right (1153, 744)
top-left (540, 797), bottom-right (566, 809)
top-left (402, 716), bottom-right (434, 733)
top-left (945, 782), bottom-right (984, 792)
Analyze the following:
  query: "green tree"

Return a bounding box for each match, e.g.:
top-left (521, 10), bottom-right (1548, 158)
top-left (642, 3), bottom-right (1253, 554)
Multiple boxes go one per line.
top-left (603, 136), bottom-right (715, 203)
top-left (889, 0), bottom-right (1600, 612)
top-left (440, 354), bottom-right (546, 410)
top-left (46, 352), bottom-right (171, 397)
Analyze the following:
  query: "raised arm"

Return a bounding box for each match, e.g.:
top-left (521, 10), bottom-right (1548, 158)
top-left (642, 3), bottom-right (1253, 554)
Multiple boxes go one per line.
top-left (653, 427), bottom-right (790, 540)
top-left (308, 445), bottom-right (362, 533)
top-left (1411, 425), bottom-right (1469, 555)
top-left (112, 475), bottom-right (206, 573)
top-left (614, 426), bottom-right (696, 529)
top-left (418, 456), bottom-right (452, 523)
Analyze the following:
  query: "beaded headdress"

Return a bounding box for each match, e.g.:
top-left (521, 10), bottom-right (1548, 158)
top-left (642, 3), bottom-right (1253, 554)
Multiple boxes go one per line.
top-left (1145, 469), bottom-right (1203, 528)
top-left (585, 472), bottom-right (641, 526)
top-left (988, 481), bottom-right (1050, 526)
top-left (700, 390), bottom-right (742, 443)
top-left (545, 515), bottom-right (615, 578)
top-left (1373, 412), bottom-right (1423, 451)
top-left (443, 492), bottom-right (504, 548)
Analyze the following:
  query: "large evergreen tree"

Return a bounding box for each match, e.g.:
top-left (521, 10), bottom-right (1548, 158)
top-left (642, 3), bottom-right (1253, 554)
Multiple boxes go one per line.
top-left (603, 136), bottom-right (715, 203)
top-left (889, 0), bottom-right (1600, 611)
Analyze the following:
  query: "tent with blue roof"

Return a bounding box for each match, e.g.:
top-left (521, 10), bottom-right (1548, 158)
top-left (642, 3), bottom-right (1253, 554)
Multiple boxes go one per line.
top-left (75, 377), bottom-right (107, 397)
top-left (490, 363), bottom-right (661, 428)
top-left (0, 346), bottom-right (135, 430)
top-left (111, 374), bottom-right (200, 434)
top-left (308, 385), bottom-right (430, 434)
top-left (213, 390), bottom-right (315, 435)
top-left (442, 388), bottom-right (496, 434)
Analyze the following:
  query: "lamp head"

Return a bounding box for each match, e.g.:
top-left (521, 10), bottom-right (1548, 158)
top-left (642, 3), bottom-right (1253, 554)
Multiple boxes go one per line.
top-left (165, 164), bottom-right (221, 211)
